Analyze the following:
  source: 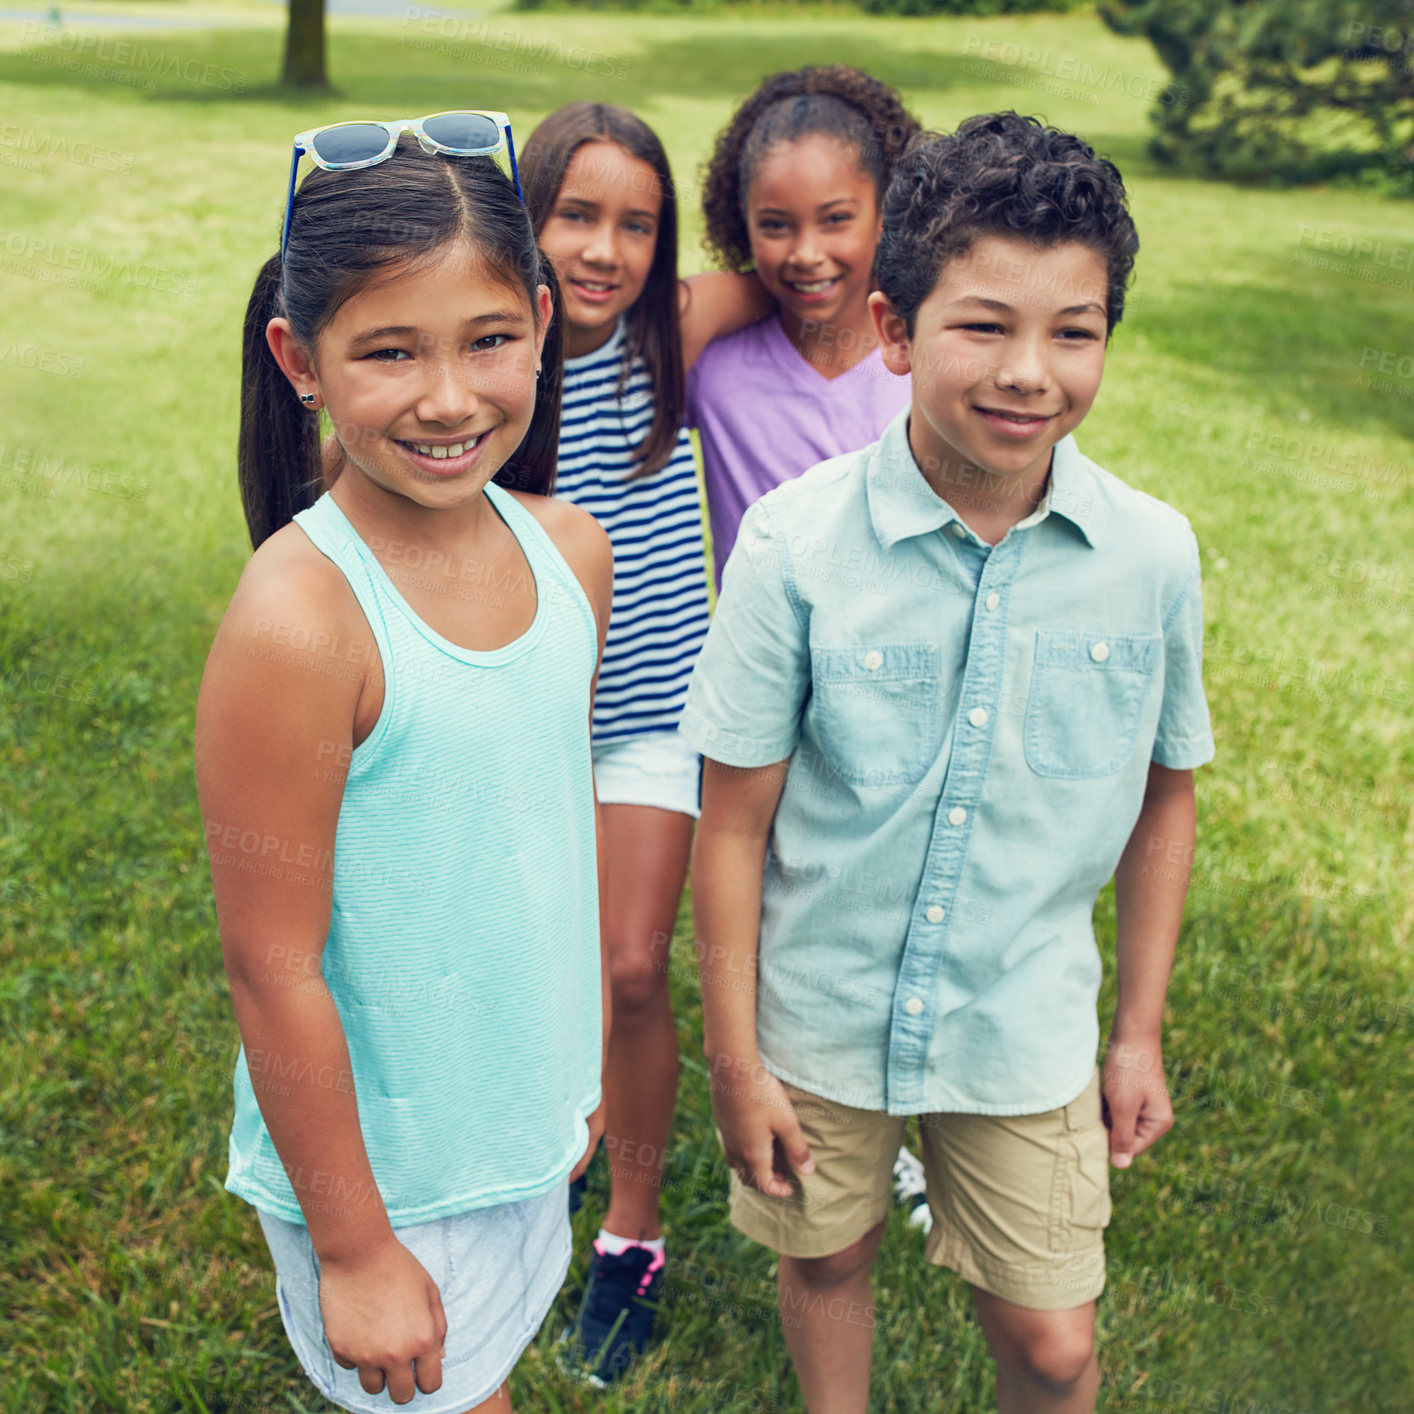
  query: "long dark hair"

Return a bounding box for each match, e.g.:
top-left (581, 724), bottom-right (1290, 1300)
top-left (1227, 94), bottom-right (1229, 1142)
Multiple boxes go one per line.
top-left (520, 102), bottom-right (682, 482)
top-left (702, 65), bottom-right (921, 275)
top-left (238, 138), bottom-right (563, 549)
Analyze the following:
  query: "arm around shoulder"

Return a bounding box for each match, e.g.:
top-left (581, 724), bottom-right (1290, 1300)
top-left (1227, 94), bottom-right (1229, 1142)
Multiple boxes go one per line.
top-left (679, 271), bottom-right (772, 373)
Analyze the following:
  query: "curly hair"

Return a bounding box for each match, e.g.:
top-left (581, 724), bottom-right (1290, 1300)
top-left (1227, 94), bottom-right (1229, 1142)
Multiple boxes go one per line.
top-left (875, 112), bottom-right (1139, 338)
top-left (701, 65), bottom-right (921, 273)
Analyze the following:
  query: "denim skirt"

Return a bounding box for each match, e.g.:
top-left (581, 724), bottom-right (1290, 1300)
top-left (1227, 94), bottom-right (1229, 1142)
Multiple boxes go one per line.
top-left (256, 1183), bottom-right (570, 1413)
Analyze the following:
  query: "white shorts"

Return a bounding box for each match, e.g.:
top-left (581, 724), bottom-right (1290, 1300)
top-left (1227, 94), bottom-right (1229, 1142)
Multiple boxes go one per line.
top-left (256, 1184), bottom-right (570, 1414)
top-left (592, 727), bottom-right (702, 819)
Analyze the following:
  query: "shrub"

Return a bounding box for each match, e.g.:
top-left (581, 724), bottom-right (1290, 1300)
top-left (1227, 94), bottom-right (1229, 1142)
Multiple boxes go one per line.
top-left (1099, 0), bottom-right (1414, 191)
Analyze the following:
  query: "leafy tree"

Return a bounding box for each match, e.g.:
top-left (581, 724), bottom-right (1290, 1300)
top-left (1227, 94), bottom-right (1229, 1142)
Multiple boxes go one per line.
top-left (282, 0), bottom-right (329, 89)
top-left (1100, 0), bottom-right (1414, 189)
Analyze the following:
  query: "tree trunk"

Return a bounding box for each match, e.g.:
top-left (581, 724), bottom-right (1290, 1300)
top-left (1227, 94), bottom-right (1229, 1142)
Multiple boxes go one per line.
top-left (281, 0), bottom-right (328, 90)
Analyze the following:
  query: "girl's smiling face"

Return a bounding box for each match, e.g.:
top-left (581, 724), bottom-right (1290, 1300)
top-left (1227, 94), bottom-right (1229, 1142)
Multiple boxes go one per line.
top-left (276, 238), bottom-right (550, 509)
top-left (537, 140), bottom-right (662, 357)
top-left (744, 134), bottom-right (882, 345)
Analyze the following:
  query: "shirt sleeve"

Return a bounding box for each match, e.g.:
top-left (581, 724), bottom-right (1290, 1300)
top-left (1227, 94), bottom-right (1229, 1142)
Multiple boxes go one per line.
top-left (679, 498), bottom-right (810, 767)
top-left (1152, 528), bottom-right (1216, 769)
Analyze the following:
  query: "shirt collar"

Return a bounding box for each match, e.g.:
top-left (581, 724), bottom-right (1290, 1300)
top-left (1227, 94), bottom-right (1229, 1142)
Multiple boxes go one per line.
top-left (866, 408), bottom-right (1101, 551)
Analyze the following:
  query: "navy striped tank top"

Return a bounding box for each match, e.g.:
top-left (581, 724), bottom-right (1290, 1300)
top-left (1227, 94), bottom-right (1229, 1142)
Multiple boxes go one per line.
top-left (225, 482), bottom-right (603, 1226)
top-left (555, 320), bottom-right (711, 743)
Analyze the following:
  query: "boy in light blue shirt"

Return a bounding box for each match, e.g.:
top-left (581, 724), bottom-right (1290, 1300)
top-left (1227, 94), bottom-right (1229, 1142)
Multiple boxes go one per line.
top-left (681, 111), bottom-right (1214, 1414)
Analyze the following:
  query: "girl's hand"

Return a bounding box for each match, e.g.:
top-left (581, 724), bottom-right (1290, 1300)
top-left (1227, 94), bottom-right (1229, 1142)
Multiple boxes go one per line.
top-left (709, 1053), bottom-right (814, 1198)
top-left (320, 1235), bottom-right (448, 1403)
top-left (570, 1097), bottom-right (606, 1183)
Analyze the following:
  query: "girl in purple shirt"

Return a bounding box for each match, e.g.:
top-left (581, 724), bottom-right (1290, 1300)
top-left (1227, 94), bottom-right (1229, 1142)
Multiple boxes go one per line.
top-left (688, 65), bottom-right (921, 587)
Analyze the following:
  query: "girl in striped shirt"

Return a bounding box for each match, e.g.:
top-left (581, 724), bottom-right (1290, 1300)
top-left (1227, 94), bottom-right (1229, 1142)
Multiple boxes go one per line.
top-left (520, 102), bottom-right (768, 1387)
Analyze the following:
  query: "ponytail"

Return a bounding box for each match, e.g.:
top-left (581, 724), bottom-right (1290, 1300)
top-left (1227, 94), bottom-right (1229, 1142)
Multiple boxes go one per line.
top-left (494, 246), bottom-right (563, 498)
top-left (237, 254), bottom-right (321, 549)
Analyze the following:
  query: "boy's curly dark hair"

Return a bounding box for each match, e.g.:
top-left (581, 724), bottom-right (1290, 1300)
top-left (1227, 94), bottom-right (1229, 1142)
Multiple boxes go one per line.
top-left (875, 112), bottom-right (1139, 338)
top-left (702, 66), bottom-right (921, 273)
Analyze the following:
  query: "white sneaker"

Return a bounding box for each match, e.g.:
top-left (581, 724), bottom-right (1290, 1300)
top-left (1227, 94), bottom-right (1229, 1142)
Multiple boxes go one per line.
top-left (891, 1146), bottom-right (932, 1235)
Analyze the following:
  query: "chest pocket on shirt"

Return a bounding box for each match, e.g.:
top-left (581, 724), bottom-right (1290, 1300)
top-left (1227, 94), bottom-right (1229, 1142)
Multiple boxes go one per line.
top-left (809, 643), bottom-right (942, 789)
top-left (1024, 631), bottom-right (1161, 780)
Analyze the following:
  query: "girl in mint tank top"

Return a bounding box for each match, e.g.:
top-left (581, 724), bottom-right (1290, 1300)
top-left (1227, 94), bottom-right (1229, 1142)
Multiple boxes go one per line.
top-left (196, 136), bottom-right (610, 1414)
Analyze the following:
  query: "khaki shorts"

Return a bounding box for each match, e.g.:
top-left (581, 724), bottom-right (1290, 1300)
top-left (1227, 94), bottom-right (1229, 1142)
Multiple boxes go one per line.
top-left (727, 1068), bottom-right (1111, 1311)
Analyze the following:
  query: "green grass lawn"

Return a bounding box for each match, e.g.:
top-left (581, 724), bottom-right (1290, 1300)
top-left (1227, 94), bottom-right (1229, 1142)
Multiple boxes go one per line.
top-left (1, 3), bottom-right (1412, 1410)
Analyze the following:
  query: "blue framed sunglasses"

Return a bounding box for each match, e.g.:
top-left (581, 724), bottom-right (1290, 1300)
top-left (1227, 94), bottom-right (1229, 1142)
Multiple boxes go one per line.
top-left (280, 110), bottom-right (521, 259)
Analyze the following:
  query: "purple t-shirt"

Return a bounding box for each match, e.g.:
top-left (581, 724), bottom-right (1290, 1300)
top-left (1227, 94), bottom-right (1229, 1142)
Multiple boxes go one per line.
top-left (686, 311), bottom-right (911, 589)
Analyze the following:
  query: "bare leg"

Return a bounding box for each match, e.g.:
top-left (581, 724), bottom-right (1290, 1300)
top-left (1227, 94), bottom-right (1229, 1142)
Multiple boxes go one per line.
top-left (599, 803), bottom-right (693, 1241)
top-left (973, 1289), bottom-right (1099, 1414)
top-left (777, 1220), bottom-right (887, 1414)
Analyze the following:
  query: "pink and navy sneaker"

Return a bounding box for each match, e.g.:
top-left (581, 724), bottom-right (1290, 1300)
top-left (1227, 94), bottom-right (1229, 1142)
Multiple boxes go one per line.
top-left (562, 1240), bottom-right (666, 1387)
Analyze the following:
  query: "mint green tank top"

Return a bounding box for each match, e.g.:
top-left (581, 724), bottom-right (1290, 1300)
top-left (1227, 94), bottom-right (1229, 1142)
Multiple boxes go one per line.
top-left (225, 482), bottom-right (602, 1226)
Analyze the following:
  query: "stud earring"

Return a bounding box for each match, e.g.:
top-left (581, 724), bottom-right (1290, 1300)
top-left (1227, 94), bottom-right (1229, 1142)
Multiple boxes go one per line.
top-left (300, 392), bottom-right (317, 405)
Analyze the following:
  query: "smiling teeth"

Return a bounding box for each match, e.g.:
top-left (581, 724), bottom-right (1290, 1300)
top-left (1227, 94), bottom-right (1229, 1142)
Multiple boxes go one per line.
top-left (790, 279), bottom-right (834, 293)
top-left (577, 281), bottom-right (613, 292)
top-left (410, 435), bottom-right (480, 459)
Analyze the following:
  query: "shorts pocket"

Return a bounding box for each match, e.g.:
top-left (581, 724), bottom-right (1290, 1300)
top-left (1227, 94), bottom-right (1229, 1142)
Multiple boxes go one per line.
top-left (392, 1217), bottom-right (471, 1368)
top-left (808, 643), bottom-right (942, 788)
top-left (258, 1212), bottom-right (339, 1394)
top-left (1048, 1077), bottom-right (1112, 1254)
top-left (287, 1280), bottom-right (339, 1394)
top-left (1024, 630), bottom-right (1160, 780)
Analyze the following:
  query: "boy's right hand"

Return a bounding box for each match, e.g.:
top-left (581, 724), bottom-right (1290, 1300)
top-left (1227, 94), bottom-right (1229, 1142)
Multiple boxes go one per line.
top-left (319, 1235), bottom-right (448, 1403)
top-left (710, 1054), bottom-right (815, 1198)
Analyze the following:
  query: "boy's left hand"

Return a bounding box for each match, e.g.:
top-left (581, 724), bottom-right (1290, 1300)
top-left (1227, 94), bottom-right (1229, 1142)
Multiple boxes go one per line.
top-left (1102, 1031), bottom-right (1174, 1169)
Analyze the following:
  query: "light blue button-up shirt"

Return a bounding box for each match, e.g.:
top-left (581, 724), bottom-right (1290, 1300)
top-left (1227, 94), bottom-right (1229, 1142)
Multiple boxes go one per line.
top-left (680, 408), bottom-right (1215, 1116)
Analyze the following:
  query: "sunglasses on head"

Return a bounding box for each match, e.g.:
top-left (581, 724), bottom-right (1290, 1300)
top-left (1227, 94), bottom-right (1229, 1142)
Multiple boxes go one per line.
top-left (281, 110), bottom-right (521, 259)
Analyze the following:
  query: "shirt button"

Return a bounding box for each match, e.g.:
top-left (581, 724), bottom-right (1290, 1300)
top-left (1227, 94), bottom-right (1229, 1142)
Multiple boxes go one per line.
top-left (864, 649), bottom-right (884, 671)
top-left (904, 996), bottom-right (925, 1016)
top-left (925, 904), bottom-right (945, 924)
top-left (985, 592), bottom-right (1000, 611)
top-left (968, 707), bottom-right (989, 728)
top-left (951, 523), bottom-right (967, 539)
top-left (948, 806), bottom-right (967, 826)
top-left (1090, 641), bottom-right (1110, 663)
